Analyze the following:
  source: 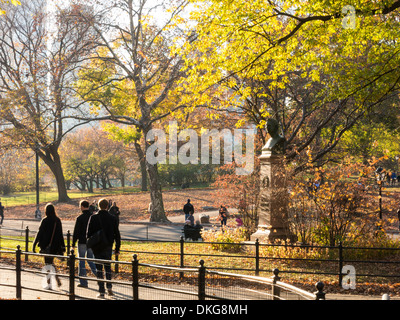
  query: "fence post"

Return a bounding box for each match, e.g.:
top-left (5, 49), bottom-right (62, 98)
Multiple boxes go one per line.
top-left (115, 252), bottom-right (119, 274)
top-left (25, 226), bottom-right (29, 262)
top-left (315, 281), bottom-right (326, 300)
top-left (198, 259), bottom-right (206, 300)
top-left (271, 268), bottom-right (281, 300)
top-left (180, 236), bottom-right (184, 279)
top-left (69, 249), bottom-right (76, 301)
top-left (338, 241), bottom-right (343, 286)
top-left (67, 230), bottom-right (71, 255)
top-left (255, 239), bottom-right (260, 276)
top-left (132, 254), bottom-right (139, 300)
top-left (16, 245), bottom-right (22, 300)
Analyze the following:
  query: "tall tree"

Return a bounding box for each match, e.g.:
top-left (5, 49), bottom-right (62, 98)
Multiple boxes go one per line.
top-left (0, 1), bottom-right (97, 201)
top-left (179, 0), bottom-right (400, 170)
top-left (75, 0), bottom-right (191, 222)
top-left (61, 126), bottom-right (135, 192)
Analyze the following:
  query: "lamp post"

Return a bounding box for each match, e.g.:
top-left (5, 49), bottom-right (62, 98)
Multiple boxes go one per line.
top-left (378, 179), bottom-right (382, 220)
top-left (375, 167), bottom-right (383, 222)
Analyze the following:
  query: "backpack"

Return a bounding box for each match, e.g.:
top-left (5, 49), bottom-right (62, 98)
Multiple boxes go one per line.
top-left (87, 216), bottom-right (109, 251)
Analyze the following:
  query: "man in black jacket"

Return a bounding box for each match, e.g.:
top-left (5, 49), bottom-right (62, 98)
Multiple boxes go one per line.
top-left (87, 198), bottom-right (121, 298)
top-left (72, 200), bottom-right (97, 288)
top-left (183, 199), bottom-right (194, 221)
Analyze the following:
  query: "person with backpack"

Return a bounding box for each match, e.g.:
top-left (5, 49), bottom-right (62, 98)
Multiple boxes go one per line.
top-left (72, 200), bottom-right (97, 288)
top-left (86, 198), bottom-right (121, 298)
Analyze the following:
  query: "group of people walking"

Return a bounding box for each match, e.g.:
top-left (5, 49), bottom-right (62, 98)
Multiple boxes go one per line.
top-left (376, 167), bottom-right (400, 186)
top-left (384, 171), bottom-right (400, 186)
top-left (32, 199), bottom-right (121, 298)
top-left (28, 197), bottom-right (240, 297)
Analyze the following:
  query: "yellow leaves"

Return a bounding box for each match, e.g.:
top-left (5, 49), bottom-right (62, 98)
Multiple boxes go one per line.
top-left (137, 50), bottom-right (147, 61)
top-left (182, 0), bottom-right (400, 124)
top-left (0, 0), bottom-right (20, 15)
top-left (257, 119), bottom-right (266, 130)
top-left (235, 118), bottom-right (246, 129)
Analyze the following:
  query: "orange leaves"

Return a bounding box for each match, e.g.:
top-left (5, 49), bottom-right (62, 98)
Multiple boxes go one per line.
top-left (288, 155), bottom-right (394, 246)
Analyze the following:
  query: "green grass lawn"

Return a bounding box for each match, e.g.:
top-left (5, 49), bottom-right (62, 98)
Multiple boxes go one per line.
top-left (0, 236), bottom-right (258, 274)
top-left (0, 236), bottom-right (330, 281)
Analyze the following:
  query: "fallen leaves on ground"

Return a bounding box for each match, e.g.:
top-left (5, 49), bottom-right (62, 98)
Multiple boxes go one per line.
top-left (4, 188), bottom-right (219, 221)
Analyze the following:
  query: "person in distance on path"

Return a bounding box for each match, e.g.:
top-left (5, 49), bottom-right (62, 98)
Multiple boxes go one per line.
top-left (183, 199), bottom-right (194, 221)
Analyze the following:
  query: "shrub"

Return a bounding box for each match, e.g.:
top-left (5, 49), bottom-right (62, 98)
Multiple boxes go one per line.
top-left (201, 227), bottom-right (248, 253)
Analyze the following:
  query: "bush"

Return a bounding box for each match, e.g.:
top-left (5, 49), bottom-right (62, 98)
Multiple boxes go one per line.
top-left (288, 157), bottom-right (385, 247)
top-left (201, 227), bottom-right (248, 253)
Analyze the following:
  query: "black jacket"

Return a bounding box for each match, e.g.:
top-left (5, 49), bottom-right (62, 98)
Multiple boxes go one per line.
top-left (33, 216), bottom-right (65, 254)
top-left (109, 205), bottom-right (120, 227)
top-left (72, 209), bottom-right (93, 246)
top-left (183, 202), bottom-right (194, 215)
top-left (86, 210), bottom-right (121, 253)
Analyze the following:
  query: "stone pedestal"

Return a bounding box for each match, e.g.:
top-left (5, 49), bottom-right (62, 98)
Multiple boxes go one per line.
top-left (250, 150), bottom-right (295, 243)
top-left (199, 214), bottom-right (210, 224)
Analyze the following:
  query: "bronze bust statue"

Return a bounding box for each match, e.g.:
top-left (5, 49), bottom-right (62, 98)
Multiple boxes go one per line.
top-left (262, 118), bottom-right (286, 154)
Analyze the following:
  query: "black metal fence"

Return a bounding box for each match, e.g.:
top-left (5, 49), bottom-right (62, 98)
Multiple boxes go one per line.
top-left (0, 247), bottom-right (324, 300)
top-left (112, 238), bottom-right (400, 285)
top-left (2, 225), bottom-right (400, 286)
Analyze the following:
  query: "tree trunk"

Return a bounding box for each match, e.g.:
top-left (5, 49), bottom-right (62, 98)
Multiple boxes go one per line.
top-left (88, 180), bottom-right (94, 193)
top-left (41, 150), bottom-right (70, 203)
top-left (146, 161), bottom-right (169, 222)
top-left (142, 128), bottom-right (168, 222)
top-left (101, 177), bottom-right (107, 189)
top-left (134, 141), bottom-right (147, 191)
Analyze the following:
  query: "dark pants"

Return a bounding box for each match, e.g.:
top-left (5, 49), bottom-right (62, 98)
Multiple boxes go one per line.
top-left (93, 246), bottom-right (113, 293)
top-left (221, 217), bottom-right (227, 226)
top-left (0, 211), bottom-right (3, 224)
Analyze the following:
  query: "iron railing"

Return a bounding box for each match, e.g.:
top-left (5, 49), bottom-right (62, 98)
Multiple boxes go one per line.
top-left (0, 246), bottom-right (325, 300)
top-left (2, 225), bottom-right (400, 285)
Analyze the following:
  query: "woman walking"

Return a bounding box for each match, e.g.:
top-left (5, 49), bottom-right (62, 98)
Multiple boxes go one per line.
top-left (32, 203), bottom-right (66, 289)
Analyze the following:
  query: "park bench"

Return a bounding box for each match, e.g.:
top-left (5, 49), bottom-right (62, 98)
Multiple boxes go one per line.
top-left (182, 224), bottom-right (202, 241)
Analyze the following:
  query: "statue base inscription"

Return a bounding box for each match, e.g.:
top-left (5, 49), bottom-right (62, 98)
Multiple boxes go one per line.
top-left (250, 150), bottom-right (296, 243)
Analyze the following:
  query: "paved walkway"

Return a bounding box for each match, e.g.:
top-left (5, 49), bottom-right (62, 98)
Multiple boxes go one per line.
top-left (0, 262), bottom-right (199, 300)
top-left (0, 261), bottom-right (315, 301)
top-left (1, 210), bottom-right (223, 242)
top-left (1, 262), bottom-right (397, 300)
